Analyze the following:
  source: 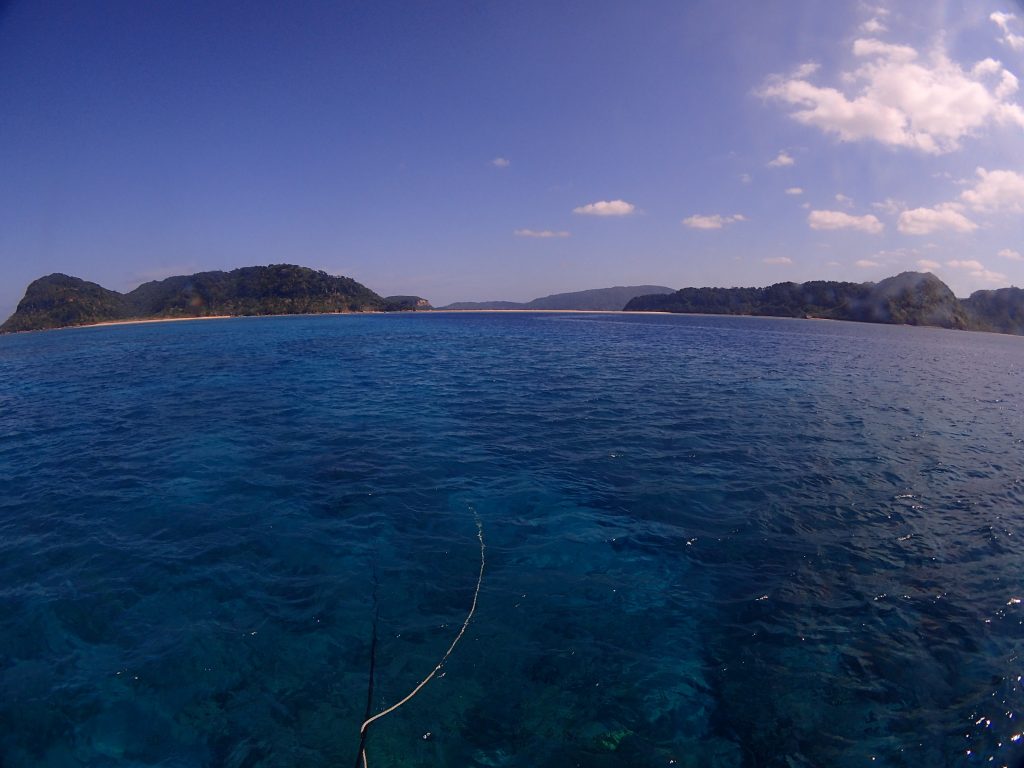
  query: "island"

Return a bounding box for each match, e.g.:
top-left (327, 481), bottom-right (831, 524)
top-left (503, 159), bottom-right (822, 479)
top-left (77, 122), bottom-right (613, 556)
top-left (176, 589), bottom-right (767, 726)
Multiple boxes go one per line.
top-left (625, 271), bottom-right (1024, 336)
top-left (5, 267), bottom-right (1024, 337)
top-left (0, 265), bottom-right (420, 333)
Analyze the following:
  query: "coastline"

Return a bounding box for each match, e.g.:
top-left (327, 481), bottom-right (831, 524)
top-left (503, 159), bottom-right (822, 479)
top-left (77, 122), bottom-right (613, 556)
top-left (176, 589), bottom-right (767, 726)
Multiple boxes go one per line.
top-left (81, 315), bottom-right (238, 329)
top-left (425, 309), bottom-right (672, 315)
top-left (6, 308), bottom-right (1014, 337)
top-left (7, 309), bottom-right (674, 334)
top-left (78, 309), bottom-right (677, 328)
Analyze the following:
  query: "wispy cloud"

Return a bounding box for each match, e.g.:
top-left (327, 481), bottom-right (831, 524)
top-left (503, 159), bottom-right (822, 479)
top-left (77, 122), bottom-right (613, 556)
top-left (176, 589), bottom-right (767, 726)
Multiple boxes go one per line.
top-left (763, 256), bottom-right (793, 265)
top-left (682, 213), bottom-right (746, 230)
top-left (917, 259), bottom-right (942, 270)
top-left (785, 187), bottom-right (804, 195)
top-left (897, 204), bottom-right (977, 234)
top-left (948, 258), bottom-right (1007, 283)
top-left (768, 151), bottom-right (795, 167)
top-left (975, 269), bottom-right (1008, 283)
top-left (514, 229), bottom-right (570, 238)
top-left (761, 35), bottom-right (1024, 154)
top-left (855, 259), bottom-right (880, 268)
top-left (991, 11), bottom-right (1024, 51)
top-left (835, 193), bottom-right (854, 207)
top-left (861, 17), bottom-right (887, 34)
top-left (808, 210), bottom-right (884, 233)
top-left (573, 199), bottom-right (635, 216)
top-left (872, 198), bottom-right (906, 215)
top-left (998, 248), bottom-right (1023, 261)
top-left (491, 157), bottom-right (510, 168)
top-left (948, 259), bottom-right (986, 271)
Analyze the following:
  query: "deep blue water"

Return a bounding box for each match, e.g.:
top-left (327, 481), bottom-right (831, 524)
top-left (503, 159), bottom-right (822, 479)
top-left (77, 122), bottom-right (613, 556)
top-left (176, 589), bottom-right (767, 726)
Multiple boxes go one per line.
top-left (2, 312), bottom-right (1024, 768)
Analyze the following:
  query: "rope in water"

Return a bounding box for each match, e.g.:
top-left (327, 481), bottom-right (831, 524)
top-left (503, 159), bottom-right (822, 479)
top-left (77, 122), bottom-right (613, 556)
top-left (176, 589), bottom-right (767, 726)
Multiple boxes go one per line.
top-left (358, 514), bottom-right (485, 766)
top-left (353, 565), bottom-right (379, 768)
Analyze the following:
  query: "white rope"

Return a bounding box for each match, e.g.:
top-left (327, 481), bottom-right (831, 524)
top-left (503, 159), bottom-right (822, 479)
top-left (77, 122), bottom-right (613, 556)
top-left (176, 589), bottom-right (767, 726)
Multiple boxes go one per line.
top-left (358, 515), bottom-right (485, 763)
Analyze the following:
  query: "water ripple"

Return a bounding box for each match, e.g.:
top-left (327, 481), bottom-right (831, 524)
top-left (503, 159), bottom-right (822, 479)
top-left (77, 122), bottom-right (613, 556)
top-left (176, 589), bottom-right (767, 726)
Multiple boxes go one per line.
top-left (1, 314), bottom-right (1023, 766)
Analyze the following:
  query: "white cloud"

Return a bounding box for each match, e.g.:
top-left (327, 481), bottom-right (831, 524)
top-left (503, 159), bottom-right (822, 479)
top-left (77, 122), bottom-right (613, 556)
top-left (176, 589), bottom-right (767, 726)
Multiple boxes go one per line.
top-left (972, 58), bottom-right (1021, 99)
top-left (768, 150), bottom-right (795, 167)
top-left (572, 199), bottom-right (635, 216)
top-left (852, 38), bottom-right (917, 62)
top-left (514, 229), bottom-right (569, 238)
top-left (740, 173), bottom-right (752, 184)
top-left (683, 213), bottom-right (747, 230)
top-left (991, 12), bottom-right (1024, 51)
top-left (897, 204), bottom-right (978, 234)
top-left (949, 258), bottom-right (1006, 283)
top-left (808, 210), bottom-right (884, 233)
top-left (975, 268), bottom-right (1008, 283)
top-left (960, 167), bottom-right (1024, 213)
top-left (761, 35), bottom-right (1024, 154)
top-left (785, 187), bottom-right (804, 195)
top-left (948, 259), bottom-right (986, 271)
top-left (861, 17), bottom-right (888, 34)
top-left (835, 193), bottom-right (854, 207)
top-left (491, 157), bottom-right (510, 168)
top-left (871, 197), bottom-right (907, 215)
top-left (917, 259), bottom-right (942, 270)
top-left (793, 62), bottom-right (820, 79)
top-left (998, 248), bottom-right (1023, 261)
top-left (763, 256), bottom-right (793, 265)
top-left (855, 259), bottom-right (880, 267)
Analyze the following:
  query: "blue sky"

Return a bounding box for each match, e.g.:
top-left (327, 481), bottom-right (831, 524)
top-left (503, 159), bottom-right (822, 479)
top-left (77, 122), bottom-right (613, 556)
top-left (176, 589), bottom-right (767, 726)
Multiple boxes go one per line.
top-left (1, 0), bottom-right (1023, 316)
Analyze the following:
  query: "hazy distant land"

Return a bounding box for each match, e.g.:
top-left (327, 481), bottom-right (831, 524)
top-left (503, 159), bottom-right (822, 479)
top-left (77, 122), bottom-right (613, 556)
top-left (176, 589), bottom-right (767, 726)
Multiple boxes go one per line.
top-left (437, 285), bottom-right (674, 311)
top-left (3, 265), bottom-right (1024, 336)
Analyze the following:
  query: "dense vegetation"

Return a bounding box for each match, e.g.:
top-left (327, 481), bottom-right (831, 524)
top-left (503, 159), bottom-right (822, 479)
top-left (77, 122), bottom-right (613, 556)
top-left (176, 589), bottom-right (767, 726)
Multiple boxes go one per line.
top-left (961, 287), bottom-right (1024, 335)
top-left (625, 280), bottom-right (870, 318)
top-left (626, 272), bottom-right (974, 330)
top-left (7, 267), bottom-right (1023, 336)
top-left (383, 295), bottom-right (432, 311)
top-left (1, 265), bottom-right (392, 332)
top-left (0, 275), bottom-right (134, 332)
top-left (439, 285), bottom-right (674, 311)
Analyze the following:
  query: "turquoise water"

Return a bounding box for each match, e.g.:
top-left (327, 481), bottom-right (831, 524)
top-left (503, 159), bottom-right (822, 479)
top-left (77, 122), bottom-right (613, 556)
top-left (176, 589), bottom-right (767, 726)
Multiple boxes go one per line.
top-left (2, 312), bottom-right (1024, 767)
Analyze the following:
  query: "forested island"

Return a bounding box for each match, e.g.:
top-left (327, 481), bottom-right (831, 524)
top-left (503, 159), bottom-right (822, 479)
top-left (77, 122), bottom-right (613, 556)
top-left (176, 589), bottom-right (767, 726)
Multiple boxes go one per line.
top-left (4, 266), bottom-right (1024, 336)
top-left (0, 265), bottom-right (427, 333)
top-left (625, 272), bottom-right (1024, 336)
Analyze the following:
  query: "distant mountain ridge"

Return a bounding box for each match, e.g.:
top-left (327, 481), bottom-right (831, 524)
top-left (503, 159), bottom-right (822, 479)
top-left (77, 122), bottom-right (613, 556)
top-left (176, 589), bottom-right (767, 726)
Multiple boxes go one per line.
top-left (0, 265), bottom-right (402, 333)
top-left (439, 285), bottom-right (675, 311)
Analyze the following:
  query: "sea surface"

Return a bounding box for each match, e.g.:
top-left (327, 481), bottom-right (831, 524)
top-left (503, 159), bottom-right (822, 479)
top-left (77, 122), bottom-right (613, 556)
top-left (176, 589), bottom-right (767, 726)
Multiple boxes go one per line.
top-left (2, 312), bottom-right (1024, 768)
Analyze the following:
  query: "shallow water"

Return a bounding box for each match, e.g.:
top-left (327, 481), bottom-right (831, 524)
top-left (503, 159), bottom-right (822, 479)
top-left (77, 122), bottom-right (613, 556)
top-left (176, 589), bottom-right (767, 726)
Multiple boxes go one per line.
top-left (1, 312), bottom-right (1023, 767)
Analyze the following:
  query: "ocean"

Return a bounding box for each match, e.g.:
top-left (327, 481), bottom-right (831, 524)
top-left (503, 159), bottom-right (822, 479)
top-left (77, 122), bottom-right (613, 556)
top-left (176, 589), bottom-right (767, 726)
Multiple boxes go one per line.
top-left (1, 312), bottom-right (1023, 767)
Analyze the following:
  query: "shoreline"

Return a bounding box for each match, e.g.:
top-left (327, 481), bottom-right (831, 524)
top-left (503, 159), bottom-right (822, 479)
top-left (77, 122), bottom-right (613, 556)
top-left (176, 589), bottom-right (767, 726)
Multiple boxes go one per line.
top-left (5, 309), bottom-right (675, 334)
top-left (425, 309), bottom-right (672, 315)
top-left (82, 315), bottom-right (238, 329)
top-left (2, 308), bottom-right (1014, 338)
top-left (77, 309), bottom-right (673, 329)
